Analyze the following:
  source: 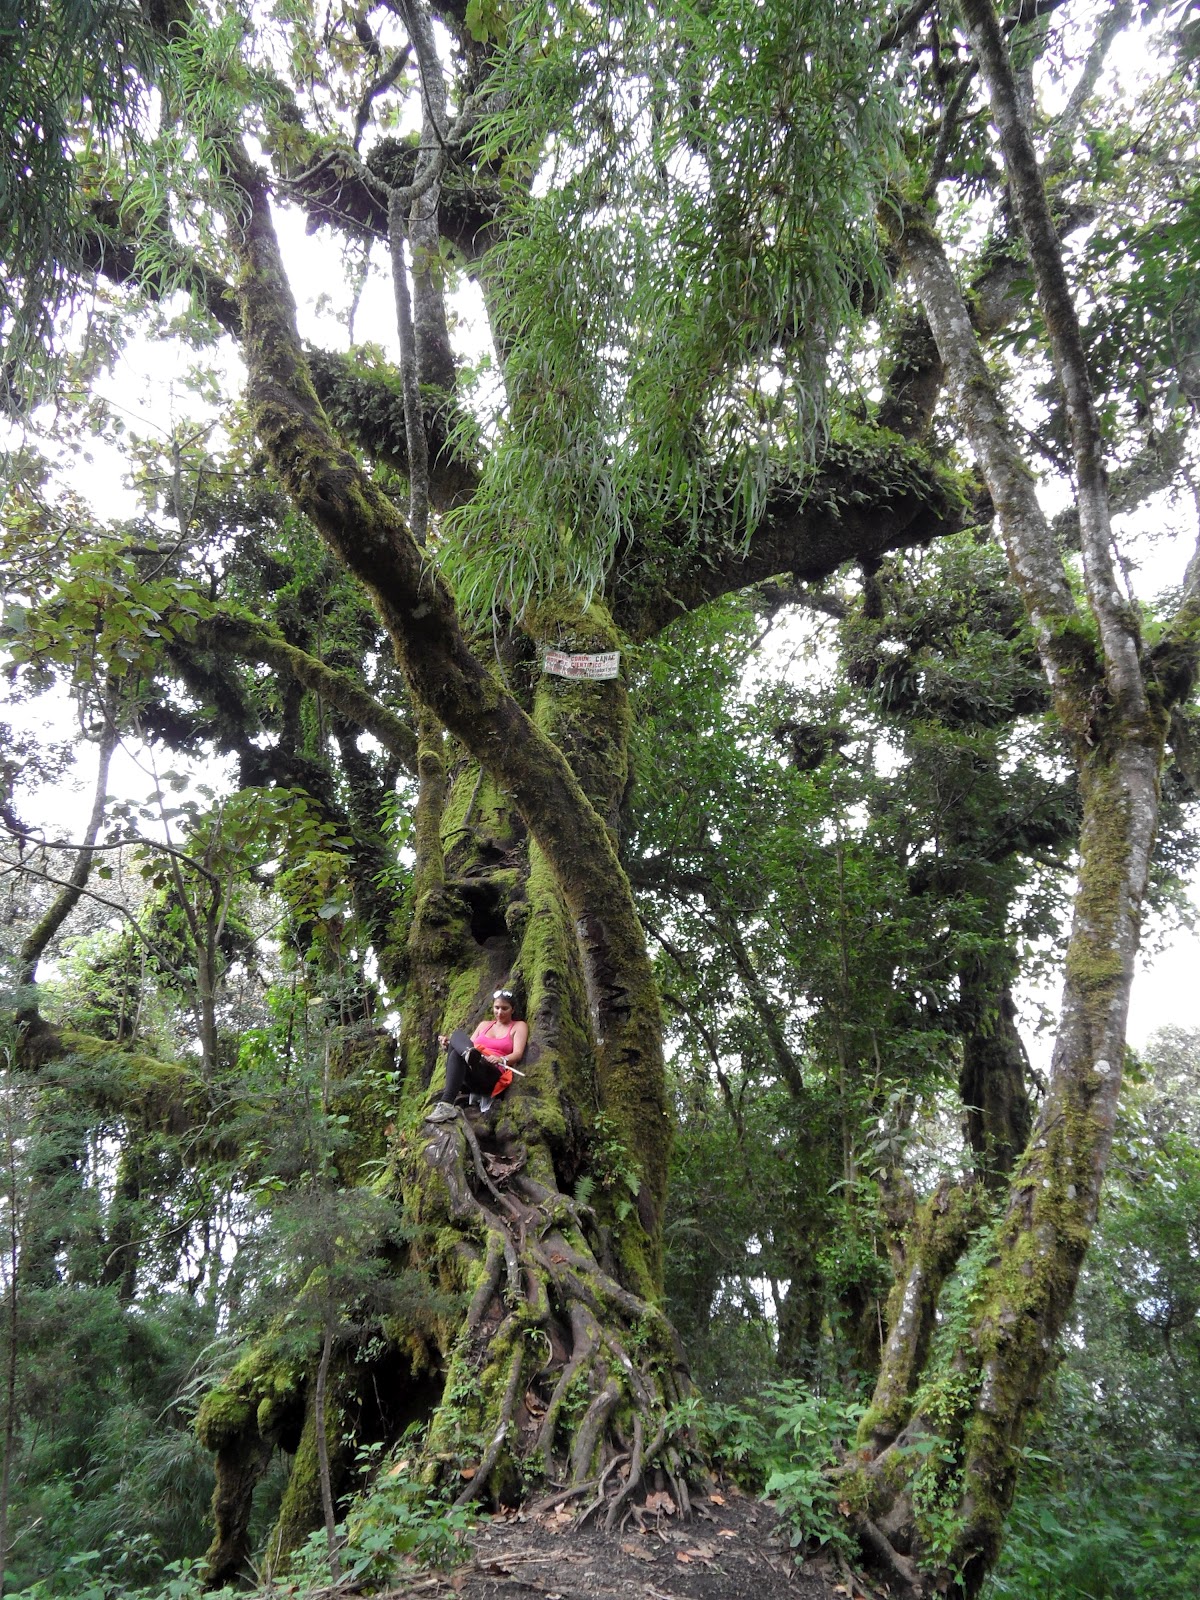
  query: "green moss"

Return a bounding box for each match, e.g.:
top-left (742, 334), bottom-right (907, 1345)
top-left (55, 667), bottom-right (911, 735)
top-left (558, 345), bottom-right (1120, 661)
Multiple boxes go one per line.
top-left (1061, 754), bottom-right (1140, 1007)
top-left (815, 420), bottom-right (974, 525)
top-left (56, 1031), bottom-right (201, 1096)
top-left (196, 1339), bottom-right (304, 1454)
top-left (326, 1030), bottom-right (397, 1183)
top-left (439, 764), bottom-right (519, 856)
top-left (270, 1405), bottom-right (326, 1559)
top-left (857, 1182), bottom-right (982, 1449)
top-left (517, 843), bottom-right (597, 1128)
top-left (196, 1387), bottom-right (254, 1451)
top-left (525, 595), bottom-right (630, 836)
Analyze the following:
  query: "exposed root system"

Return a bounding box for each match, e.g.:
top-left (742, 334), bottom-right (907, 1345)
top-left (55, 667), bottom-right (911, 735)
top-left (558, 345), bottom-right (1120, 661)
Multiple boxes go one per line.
top-left (419, 1106), bottom-right (694, 1520)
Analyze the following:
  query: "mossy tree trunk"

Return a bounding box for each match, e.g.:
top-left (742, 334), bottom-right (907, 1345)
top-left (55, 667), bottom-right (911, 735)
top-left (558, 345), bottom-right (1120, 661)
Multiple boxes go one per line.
top-left (844, 7), bottom-right (1200, 1591)
top-left (196, 631), bottom-right (691, 1583)
top-left (168, 5), bottom-right (966, 1576)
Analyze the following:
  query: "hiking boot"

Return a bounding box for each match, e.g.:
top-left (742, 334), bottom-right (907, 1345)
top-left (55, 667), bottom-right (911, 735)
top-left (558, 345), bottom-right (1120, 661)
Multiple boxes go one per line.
top-left (426, 1102), bottom-right (459, 1124)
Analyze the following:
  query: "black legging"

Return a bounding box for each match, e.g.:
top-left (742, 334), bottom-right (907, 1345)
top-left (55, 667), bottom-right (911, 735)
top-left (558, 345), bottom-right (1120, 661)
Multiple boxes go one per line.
top-left (438, 1044), bottom-right (506, 1104)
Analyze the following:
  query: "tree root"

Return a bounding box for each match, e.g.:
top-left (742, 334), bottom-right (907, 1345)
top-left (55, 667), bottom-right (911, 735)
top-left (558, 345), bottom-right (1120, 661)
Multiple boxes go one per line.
top-left (529, 1477), bottom-right (603, 1515)
top-left (853, 1514), bottom-right (926, 1599)
top-left (568, 1376), bottom-right (621, 1481)
top-left (575, 1450), bottom-right (630, 1526)
top-left (605, 1417), bottom-right (668, 1531)
top-left (466, 1233), bottom-right (505, 1334)
top-left (419, 1113), bottom-right (695, 1524)
top-left (454, 1341), bottom-right (525, 1508)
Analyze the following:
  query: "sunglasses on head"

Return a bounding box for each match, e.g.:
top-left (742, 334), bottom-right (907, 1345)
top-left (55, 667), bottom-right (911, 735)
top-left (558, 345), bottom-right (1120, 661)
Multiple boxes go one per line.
top-left (493, 989), bottom-right (514, 1000)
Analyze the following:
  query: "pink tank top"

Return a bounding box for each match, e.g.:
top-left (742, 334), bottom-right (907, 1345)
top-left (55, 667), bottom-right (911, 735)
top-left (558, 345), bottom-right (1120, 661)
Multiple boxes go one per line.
top-left (472, 1021), bottom-right (516, 1057)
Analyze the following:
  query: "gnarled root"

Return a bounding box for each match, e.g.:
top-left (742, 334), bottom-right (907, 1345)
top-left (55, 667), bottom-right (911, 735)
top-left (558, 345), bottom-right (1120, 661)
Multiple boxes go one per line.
top-left (852, 1511), bottom-right (927, 1599)
top-left (416, 1112), bottom-right (694, 1520)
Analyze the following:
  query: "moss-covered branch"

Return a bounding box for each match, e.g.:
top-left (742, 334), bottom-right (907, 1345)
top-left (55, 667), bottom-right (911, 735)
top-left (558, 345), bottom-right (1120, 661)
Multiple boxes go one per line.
top-left (211, 614), bottom-right (419, 775)
top-left (609, 430), bottom-right (970, 643)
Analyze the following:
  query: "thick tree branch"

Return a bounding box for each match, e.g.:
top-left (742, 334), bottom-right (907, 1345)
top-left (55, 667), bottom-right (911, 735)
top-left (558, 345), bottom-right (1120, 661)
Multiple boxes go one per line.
top-left (211, 616), bottom-right (419, 775)
top-left (304, 347), bottom-right (479, 509)
top-left (77, 202), bottom-right (243, 337)
top-left (609, 433), bottom-right (968, 641)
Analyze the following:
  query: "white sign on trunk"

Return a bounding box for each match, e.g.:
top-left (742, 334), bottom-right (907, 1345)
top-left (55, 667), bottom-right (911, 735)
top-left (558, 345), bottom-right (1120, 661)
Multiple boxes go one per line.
top-left (542, 650), bottom-right (621, 680)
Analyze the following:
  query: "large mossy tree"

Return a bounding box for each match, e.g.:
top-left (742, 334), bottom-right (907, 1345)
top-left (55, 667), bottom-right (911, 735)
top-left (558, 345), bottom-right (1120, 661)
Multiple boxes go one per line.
top-left (3, 2), bottom-right (1200, 1596)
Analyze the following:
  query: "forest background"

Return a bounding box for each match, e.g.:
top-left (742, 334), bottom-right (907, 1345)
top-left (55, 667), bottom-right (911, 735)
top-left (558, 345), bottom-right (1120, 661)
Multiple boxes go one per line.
top-left (1, 2), bottom-right (1199, 1599)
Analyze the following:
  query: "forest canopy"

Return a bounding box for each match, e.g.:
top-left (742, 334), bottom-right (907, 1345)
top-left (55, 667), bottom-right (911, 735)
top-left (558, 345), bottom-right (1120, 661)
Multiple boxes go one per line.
top-left (1, 2), bottom-right (1199, 1599)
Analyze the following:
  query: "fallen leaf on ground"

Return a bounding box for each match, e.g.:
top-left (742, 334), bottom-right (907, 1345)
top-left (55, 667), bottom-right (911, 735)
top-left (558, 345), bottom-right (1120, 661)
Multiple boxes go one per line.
top-left (709, 1492), bottom-right (726, 1505)
top-left (675, 1552), bottom-right (691, 1564)
top-left (621, 1542), bottom-right (657, 1562)
top-left (483, 1153), bottom-right (524, 1179)
top-left (644, 1490), bottom-right (677, 1514)
top-left (717, 1529), bottom-right (737, 1540)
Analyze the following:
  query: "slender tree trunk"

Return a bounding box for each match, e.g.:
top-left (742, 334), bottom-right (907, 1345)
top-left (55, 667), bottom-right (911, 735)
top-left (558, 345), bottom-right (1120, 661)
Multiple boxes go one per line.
top-left (0, 1069), bottom-right (21, 1598)
top-left (99, 1146), bottom-right (143, 1303)
top-left (18, 698), bottom-right (118, 990)
top-left (958, 977), bottom-right (1033, 1188)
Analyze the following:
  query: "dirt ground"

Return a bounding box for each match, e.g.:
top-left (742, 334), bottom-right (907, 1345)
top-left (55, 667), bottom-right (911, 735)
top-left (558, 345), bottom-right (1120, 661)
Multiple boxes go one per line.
top-left (383, 1484), bottom-right (880, 1600)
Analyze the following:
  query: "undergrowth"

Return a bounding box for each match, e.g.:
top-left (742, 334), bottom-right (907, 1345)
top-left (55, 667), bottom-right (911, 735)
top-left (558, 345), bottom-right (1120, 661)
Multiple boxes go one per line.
top-left (984, 1447), bottom-right (1200, 1600)
top-left (4, 1443), bottom-right (475, 1600)
top-left (676, 1380), bottom-right (865, 1556)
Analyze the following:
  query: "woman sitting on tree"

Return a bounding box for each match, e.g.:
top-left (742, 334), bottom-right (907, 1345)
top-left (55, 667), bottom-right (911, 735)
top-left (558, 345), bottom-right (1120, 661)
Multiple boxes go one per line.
top-left (428, 988), bottom-right (528, 1121)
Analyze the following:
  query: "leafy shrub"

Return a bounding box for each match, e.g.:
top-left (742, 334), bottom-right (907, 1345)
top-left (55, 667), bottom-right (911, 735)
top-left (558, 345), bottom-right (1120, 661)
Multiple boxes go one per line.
top-left (985, 1450), bottom-right (1200, 1600)
top-left (674, 1381), bottom-right (863, 1555)
top-left (5, 1552), bottom-right (236, 1600)
top-left (280, 1440), bottom-right (476, 1591)
top-left (760, 1385), bottom-right (865, 1556)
